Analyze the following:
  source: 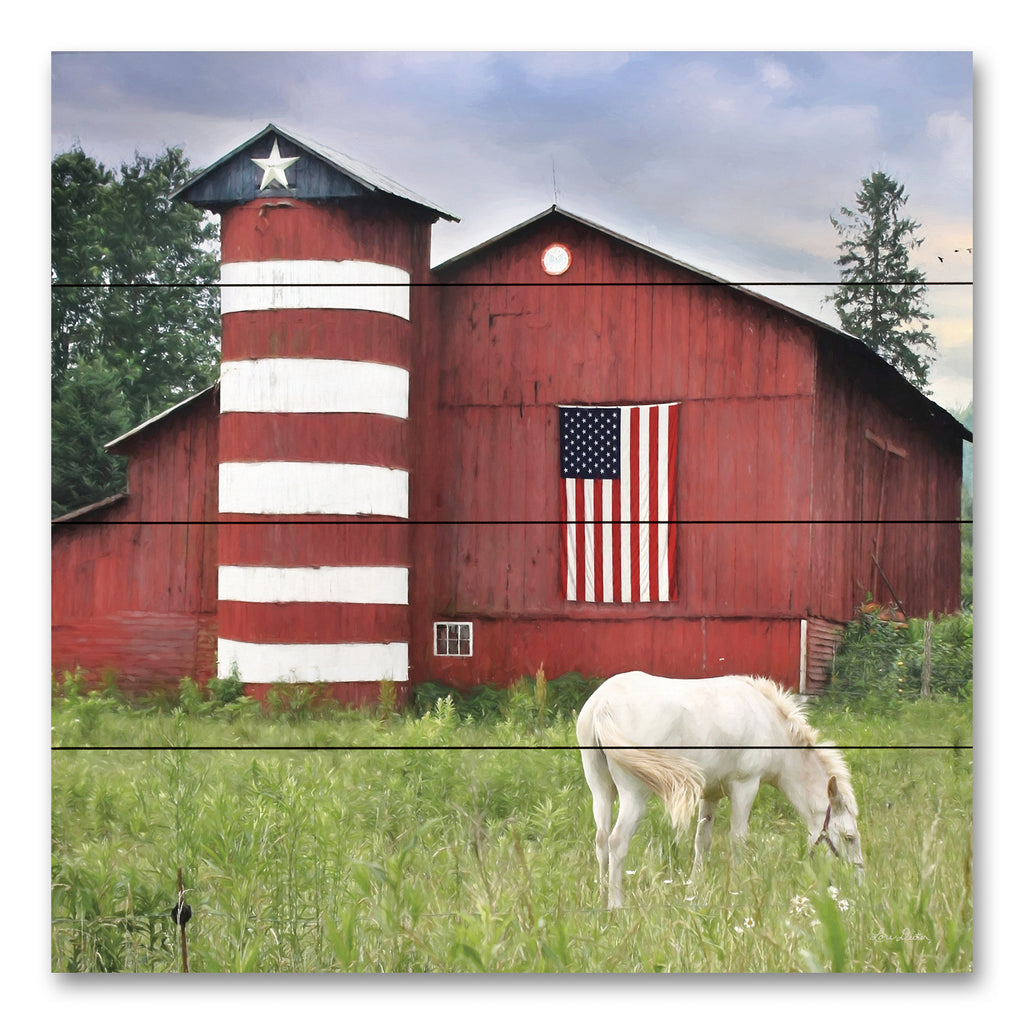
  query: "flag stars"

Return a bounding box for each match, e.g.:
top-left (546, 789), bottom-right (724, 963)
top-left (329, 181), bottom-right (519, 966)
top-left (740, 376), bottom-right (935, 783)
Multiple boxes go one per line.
top-left (560, 407), bottom-right (621, 479)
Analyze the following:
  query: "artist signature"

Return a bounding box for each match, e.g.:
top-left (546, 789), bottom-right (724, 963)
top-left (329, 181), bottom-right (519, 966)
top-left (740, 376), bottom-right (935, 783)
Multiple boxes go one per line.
top-left (871, 928), bottom-right (928, 942)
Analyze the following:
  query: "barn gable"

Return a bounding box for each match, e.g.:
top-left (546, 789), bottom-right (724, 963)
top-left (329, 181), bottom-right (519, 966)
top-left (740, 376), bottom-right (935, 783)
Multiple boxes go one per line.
top-left (172, 123), bottom-right (459, 222)
top-left (437, 205), bottom-right (970, 444)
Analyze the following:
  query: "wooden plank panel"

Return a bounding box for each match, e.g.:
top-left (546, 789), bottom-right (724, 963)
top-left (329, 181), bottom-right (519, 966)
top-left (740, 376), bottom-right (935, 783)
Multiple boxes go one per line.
top-left (705, 291), bottom-right (726, 397)
top-left (656, 271), bottom-right (688, 401)
top-left (688, 287), bottom-right (708, 400)
top-left (758, 312), bottom-right (780, 396)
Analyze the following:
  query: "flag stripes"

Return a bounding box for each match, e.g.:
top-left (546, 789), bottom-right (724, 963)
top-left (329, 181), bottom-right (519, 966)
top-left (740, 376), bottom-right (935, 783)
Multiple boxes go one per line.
top-left (560, 403), bottom-right (678, 603)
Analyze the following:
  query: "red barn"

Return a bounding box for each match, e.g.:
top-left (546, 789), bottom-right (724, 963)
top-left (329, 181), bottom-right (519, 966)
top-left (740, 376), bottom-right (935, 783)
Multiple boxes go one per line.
top-left (51, 124), bottom-right (970, 701)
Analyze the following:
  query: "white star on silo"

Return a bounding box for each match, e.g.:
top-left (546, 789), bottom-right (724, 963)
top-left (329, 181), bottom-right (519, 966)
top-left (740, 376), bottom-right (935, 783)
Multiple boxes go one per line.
top-left (251, 139), bottom-right (300, 190)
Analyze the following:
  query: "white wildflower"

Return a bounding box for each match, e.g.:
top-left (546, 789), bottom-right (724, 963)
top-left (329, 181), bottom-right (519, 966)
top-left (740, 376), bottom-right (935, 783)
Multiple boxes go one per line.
top-left (789, 895), bottom-right (811, 916)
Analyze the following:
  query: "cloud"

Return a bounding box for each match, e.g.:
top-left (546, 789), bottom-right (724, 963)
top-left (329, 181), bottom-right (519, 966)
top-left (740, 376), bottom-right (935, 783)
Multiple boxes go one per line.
top-left (49, 51), bottom-right (972, 407)
top-left (927, 110), bottom-right (973, 182)
top-left (758, 58), bottom-right (794, 91)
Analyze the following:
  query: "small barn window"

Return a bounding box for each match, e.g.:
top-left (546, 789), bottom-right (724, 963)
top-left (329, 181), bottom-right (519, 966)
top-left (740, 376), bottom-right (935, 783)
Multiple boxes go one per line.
top-left (434, 621), bottom-right (473, 657)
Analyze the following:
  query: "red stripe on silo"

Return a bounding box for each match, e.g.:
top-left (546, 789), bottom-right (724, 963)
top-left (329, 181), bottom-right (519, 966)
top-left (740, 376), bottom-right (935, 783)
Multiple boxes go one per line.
top-left (220, 198), bottom-right (424, 268)
top-left (218, 601), bottom-right (410, 646)
top-left (221, 310), bottom-right (412, 365)
top-left (219, 412), bottom-right (408, 467)
top-left (218, 521), bottom-right (412, 567)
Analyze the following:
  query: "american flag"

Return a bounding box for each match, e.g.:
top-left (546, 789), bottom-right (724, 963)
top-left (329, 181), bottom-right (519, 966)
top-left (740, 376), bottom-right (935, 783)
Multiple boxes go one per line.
top-left (558, 403), bottom-right (679, 603)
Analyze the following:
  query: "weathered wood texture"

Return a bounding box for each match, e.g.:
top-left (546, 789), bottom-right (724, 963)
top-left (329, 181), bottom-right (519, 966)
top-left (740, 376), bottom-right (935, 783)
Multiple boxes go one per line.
top-left (219, 197), bottom-right (432, 279)
top-left (409, 211), bottom-right (964, 690)
top-left (50, 390), bottom-right (219, 690)
top-left (808, 338), bottom-right (963, 619)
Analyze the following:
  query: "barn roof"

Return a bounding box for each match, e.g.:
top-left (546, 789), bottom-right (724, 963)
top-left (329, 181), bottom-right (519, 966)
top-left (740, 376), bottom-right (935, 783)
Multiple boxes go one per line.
top-left (51, 492), bottom-right (128, 525)
top-left (435, 205), bottom-right (972, 444)
top-left (105, 384), bottom-right (218, 452)
top-left (172, 123), bottom-right (459, 223)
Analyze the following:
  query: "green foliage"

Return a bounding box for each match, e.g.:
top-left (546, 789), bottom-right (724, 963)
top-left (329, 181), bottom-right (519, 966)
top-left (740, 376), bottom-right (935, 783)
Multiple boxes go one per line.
top-left (51, 690), bottom-right (972, 972)
top-left (825, 612), bottom-right (973, 708)
top-left (51, 145), bottom-right (221, 517)
top-left (827, 171), bottom-right (936, 392)
top-left (207, 669), bottom-right (246, 706)
top-left (410, 670), bottom-right (601, 725)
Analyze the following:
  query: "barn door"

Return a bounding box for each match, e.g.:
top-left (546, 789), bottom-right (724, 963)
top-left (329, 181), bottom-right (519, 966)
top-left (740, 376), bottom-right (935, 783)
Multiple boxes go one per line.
top-left (861, 430), bottom-right (907, 612)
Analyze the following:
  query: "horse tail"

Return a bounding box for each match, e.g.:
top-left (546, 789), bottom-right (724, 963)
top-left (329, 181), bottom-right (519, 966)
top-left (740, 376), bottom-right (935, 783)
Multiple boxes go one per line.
top-left (592, 707), bottom-right (705, 836)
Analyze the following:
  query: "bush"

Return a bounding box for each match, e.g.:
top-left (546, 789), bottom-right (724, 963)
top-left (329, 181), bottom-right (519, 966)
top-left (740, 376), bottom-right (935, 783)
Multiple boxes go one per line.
top-left (826, 612), bottom-right (973, 704)
top-left (208, 669), bottom-right (245, 705)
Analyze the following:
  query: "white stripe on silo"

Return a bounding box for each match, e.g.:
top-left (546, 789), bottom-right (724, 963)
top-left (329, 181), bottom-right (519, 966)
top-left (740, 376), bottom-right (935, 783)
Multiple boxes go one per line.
top-left (219, 462), bottom-right (409, 517)
top-left (220, 358), bottom-right (409, 418)
top-left (217, 638), bottom-right (409, 684)
top-left (220, 260), bottom-right (410, 319)
top-left (218, 565), bottom-right (408, 605)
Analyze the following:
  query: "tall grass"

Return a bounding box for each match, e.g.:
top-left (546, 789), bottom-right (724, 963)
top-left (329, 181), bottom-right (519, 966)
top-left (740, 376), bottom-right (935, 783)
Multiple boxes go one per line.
top-left (52, 670), bottom-right (972, 973)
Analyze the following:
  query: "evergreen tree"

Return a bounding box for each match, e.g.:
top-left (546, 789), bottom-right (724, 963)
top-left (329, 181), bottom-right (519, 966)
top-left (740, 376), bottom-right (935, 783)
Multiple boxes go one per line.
top-left (51, 146), bottom-right (221, 516)
top-left (827, 171), bottom-right (936, 392)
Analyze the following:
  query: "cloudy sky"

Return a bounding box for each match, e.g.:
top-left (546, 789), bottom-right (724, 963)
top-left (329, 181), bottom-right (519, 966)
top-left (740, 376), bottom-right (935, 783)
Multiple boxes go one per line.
top-left (50, 49), bottom-right (973, 413)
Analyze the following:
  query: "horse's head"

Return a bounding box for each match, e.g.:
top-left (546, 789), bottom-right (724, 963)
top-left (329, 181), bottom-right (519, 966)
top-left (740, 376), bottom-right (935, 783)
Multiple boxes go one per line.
top-left (816, 775), bottom-right (864, 880)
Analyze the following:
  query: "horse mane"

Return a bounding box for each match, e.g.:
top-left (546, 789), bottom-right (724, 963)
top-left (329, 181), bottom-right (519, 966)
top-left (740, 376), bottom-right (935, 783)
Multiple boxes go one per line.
top-left (743, 676), bottom-right (858, 814)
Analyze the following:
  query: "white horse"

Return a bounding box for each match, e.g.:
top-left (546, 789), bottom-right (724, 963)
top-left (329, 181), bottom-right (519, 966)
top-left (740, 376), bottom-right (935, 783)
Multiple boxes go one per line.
top-left (576, 671), bottom-right (864, 909)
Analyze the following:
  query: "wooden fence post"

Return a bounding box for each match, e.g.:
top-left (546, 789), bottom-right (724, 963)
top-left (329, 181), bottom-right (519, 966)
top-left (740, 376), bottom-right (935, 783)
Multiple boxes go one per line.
top-left (921, 619), bottom-right (934, 698)
top-left (173, 867), bottom-right (192, 972)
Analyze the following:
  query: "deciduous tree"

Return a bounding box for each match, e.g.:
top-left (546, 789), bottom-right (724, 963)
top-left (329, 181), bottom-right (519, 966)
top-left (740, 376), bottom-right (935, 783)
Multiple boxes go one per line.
top-left (51, 146), bottom-right (220, 516)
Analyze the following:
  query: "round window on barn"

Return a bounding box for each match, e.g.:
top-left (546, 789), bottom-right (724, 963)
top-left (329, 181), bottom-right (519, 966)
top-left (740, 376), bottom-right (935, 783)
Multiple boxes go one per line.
top-left (541, 243), bottom-right (572, 276)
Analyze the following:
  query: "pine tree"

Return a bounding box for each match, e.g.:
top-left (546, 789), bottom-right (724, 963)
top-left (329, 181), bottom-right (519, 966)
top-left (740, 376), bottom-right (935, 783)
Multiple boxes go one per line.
top-left (827, 171), bottom-right (936, 392)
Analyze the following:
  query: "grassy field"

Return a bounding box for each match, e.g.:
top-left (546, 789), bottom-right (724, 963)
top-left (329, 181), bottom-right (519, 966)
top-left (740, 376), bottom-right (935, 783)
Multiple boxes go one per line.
top-left (50, 675), bottom-right (972, 973)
